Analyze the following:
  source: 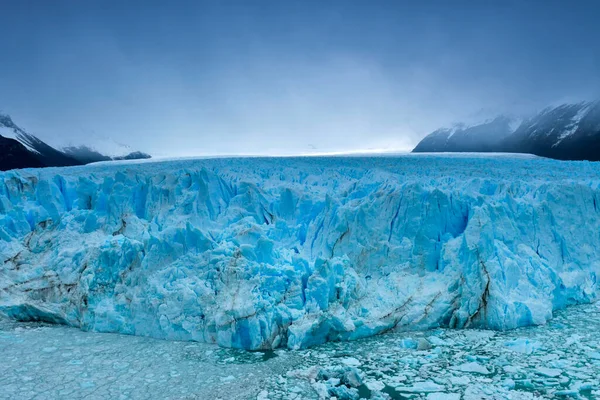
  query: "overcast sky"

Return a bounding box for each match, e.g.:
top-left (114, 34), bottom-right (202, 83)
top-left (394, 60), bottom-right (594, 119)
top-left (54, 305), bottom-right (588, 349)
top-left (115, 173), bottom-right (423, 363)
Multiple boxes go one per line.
top-left (1, 0), bottom-right (599, 156)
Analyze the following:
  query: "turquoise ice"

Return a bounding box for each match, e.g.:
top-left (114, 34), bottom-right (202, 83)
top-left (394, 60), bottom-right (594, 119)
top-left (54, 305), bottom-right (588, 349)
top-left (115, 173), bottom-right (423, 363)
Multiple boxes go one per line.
top-left (1, 154), bottom-right (599, 350)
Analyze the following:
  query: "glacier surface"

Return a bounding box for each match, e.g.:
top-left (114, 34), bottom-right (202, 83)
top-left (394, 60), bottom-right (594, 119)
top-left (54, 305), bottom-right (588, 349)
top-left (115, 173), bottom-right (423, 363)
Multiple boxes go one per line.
top-left (0, 155), bottom-right (599, 350)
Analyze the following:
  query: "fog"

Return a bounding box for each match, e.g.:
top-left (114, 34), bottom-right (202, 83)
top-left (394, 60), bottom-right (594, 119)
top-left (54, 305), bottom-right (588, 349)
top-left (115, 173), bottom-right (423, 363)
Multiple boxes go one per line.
top-left (1, 0), bottom-right (598, 156)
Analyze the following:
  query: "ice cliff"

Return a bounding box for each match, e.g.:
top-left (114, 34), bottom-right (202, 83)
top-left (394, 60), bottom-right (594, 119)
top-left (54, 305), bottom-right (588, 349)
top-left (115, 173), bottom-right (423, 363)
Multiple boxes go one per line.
top-left (1, 155), bottom-right (599, 350)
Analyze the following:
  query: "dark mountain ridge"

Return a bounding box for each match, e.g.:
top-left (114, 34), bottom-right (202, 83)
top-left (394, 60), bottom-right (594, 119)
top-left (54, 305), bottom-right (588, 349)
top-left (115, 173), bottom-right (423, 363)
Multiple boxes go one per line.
top-left (413, 101), bottom-right (600, 161)
top-left (0, 113), bottom-right (151, 171)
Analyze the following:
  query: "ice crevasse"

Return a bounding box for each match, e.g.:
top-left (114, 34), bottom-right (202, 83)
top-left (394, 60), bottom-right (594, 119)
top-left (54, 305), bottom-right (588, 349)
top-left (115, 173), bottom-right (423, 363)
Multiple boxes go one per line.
top-left (0, 155), bottom-right (599, 350)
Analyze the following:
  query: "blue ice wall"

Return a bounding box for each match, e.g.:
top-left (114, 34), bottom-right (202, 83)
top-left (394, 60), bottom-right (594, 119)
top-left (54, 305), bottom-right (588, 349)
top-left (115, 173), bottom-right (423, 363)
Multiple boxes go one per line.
top-left (1, 155), bottom-right (599, 349)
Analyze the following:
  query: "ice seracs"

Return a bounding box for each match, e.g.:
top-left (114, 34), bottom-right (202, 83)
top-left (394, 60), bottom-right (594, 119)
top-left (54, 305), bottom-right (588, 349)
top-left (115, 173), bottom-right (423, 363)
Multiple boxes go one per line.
top-left (1, 155), bottom-right (600, 350)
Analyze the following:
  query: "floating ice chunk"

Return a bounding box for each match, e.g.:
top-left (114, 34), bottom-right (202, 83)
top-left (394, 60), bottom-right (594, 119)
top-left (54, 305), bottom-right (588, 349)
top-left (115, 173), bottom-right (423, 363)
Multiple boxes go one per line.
top-left (535, 367), bottom-right (562, 378)
top-left (310, 382), bottom-right (329, 399)
top-left (365, 380), bottom-right (385, 391)
top-left (452, 362), bottom-right (491, 375)
top-left (589, 352), bottom-right (600, 360)
top-left (426, 393), bottom-right (461, 400)
top-left (503, 339), bottom-right (543, 354)
top-left (460, 331), bottom-right (496, 342)
top-left (396, 381), bottom-right (445, 393)
top-left (449, 376), bottom-right (470, 386)
top-left (398, 338), bottom-right (418, 349)
top-left (503, 365), bottom-right (520, 374)
top-left (501, 379), bottom-right (515, 389)
top-left (564, 334), bottom-right (582, 346)
top-left (417, 338), bottom-right (433, 350)
top-left (325, 378), bottom-right (341, 387)
top-left (340, 357), bottom-right (361, 367)
top-left (330, 386), bottom-right (360, 399)
top-left (554, 389), bottom-right (579, 396)
top-left (428, 336), bottom-right (453, 346)
top-left (257, 390), bottom-right (269, 400)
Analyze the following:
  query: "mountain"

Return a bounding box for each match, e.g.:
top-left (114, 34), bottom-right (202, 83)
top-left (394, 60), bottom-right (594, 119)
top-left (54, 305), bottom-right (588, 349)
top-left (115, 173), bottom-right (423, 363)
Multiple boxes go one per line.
top-left (0, 113), bottom-right (151, 171)
top-left (113, 151), bottom-right (152, 161)
top-left (0, 114), bottom-right (81, 169)
top-left (413, 101), bottom-right (600, 161)
top-left (63, 145), bottom-right (152, 164)
top-left (412, 116), bottom-right (517, 153)
top-left (500, 101), bottom-right (600, 160)
top-left (62, 145), bottom-right (112, 164)
top-left (62, 135), bottom-right (152, 163)
top-left (0, 135), bottom-right (45, 170)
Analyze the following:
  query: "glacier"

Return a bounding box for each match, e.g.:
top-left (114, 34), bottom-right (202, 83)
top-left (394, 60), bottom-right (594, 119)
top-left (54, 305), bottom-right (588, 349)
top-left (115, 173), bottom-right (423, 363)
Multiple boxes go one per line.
top-left (1, 155), bottom-right (599, 350)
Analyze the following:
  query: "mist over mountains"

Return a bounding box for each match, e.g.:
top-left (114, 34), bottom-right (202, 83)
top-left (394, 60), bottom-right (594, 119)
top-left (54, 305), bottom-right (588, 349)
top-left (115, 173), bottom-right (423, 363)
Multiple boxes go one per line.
top-left (2, 99), bottom-right (600, 172)
top-left (413, 100), bottom-right (600, 161)
top-left (0, 113), bottom-right (150, 171)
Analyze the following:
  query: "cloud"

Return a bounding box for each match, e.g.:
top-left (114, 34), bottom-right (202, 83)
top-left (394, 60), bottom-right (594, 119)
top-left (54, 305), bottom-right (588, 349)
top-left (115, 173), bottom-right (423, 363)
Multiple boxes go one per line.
top-left (0, 1), bottom-right (598, 156)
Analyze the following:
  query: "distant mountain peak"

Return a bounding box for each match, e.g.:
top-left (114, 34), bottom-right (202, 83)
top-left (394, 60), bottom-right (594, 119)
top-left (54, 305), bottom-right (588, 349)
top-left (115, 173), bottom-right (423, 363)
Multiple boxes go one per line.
top-left (413, 114), bottom-right (518, 154)
top-left (0, 112), bottom-right (151, 171)
top-left (0, 113), bottom-right (42, 154)
top-left (60, 134), bottom-right (138, 159)
top-left (413, 100), bottom-right (600, 161)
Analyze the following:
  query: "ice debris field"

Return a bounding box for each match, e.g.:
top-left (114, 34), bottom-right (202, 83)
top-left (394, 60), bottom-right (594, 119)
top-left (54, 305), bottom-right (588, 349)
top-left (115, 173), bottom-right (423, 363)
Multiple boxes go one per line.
top-left (1, 288), bottom-right (599, 399)
top-left (1, 154), bottom-right (600, 351)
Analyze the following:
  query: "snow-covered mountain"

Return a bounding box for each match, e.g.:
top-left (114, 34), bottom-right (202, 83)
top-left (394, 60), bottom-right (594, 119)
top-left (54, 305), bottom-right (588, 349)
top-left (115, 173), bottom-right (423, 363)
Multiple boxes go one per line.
top-left (412, 116), bottom-right (518, 153)
top-left (61, 134), bottom-right (151, 163)
top-left (0, 113), bottom-right (151, 171)
top-left (501, 101), bottom-right (600, 160)
top-left (0, 114), bottom-right (81, 170)
top-left (62, 145), bottom-right (151, 164)
top-left (413, 101), bottom-right (600, 161)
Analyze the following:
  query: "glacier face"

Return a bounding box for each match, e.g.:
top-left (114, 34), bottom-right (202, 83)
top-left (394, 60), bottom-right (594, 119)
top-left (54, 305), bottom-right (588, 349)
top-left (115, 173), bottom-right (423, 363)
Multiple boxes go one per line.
top-left (1, 155), bottom-right (599, 350)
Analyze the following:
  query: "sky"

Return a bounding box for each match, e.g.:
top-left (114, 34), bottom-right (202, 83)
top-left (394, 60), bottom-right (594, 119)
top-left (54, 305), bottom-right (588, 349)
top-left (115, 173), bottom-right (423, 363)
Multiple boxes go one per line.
top-left (0, 0), bottom-right (599, 157)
